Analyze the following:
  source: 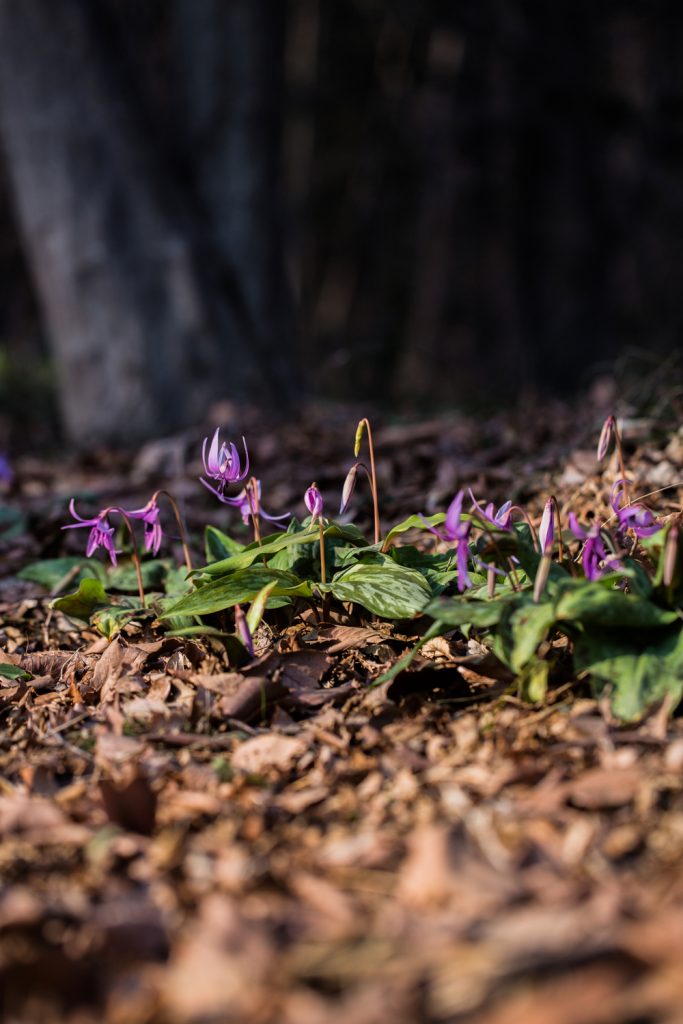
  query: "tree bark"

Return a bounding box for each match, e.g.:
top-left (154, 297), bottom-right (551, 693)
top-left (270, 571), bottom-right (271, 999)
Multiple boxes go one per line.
top-left (0, 0), bottom-right (293, 444)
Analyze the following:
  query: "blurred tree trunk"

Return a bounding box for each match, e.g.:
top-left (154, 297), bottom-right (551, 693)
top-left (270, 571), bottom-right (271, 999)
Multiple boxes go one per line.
top-left (0, 0), bottom-right (296, 444)
top-left (171, 0), bottom-right (298, 404)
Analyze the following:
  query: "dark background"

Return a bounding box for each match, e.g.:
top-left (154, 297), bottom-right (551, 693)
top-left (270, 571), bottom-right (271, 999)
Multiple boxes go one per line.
top-left (0, 0), bottom-right (681, 448)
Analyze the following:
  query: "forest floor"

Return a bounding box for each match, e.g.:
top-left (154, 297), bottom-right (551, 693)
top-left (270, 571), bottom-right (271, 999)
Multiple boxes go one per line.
top-left (2, 377), bottom-right (683, 1024)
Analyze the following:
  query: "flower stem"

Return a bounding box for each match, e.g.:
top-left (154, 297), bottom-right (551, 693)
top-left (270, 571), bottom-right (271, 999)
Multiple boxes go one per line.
top-left (550, 494), bottom-right (564, 564)
top-left (318, 519), bottom-right (326, 584)
top-left (246, 477), bottom-right (262, 546)
top-left (114, 510), bottom-right (146, 607)
top-left (614, 420), bottom-right (630, 506)
top-left (153, 489), bottom-right (193, 572)
top-left (359, 418), bottom-right (381, 545)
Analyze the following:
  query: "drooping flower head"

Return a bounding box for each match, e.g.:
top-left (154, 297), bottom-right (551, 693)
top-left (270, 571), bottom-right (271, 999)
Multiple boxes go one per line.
top-left (610, 480), bottom-right (661, 540)
top-left (200, 429), bottom-right (249, 495)
top-left (422, 490), bottom-right (473, 592)
top-left (569, 513), bottom-right (621, 581)
top-left (62, 500), bottom-right (118, 565)
top-left (468, 490), bottom-right (512, 531)
top-left (125, 497), bottom-right (163, 556)
top-left (305, 483), bottom-right (324, 525)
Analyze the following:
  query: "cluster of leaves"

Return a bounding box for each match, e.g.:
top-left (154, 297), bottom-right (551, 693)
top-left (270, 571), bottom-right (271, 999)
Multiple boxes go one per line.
top-left (24, 471), bottom-right (683, 720)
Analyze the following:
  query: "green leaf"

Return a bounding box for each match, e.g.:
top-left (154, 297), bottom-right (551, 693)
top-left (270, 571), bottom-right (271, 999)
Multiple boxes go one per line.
top-left (503, 598), bottom-right (556, 672)
top-left (160, 567), bottom-right (311, 618)
top-left (19, 557), bottom-right (106, 590)
top-left (0, 662), bottom-right (32, 681)
top-left (422, 594), bottom-right (507, 628)
top-left (108, 559), bottom-right (168, 592)
top-left (554, 583), bottom-right (677, 629)
top-left (204, 524), bottom-right (246, 563)
top-left (327, 562), bottom-right (432, 619)
top-left (246, 581), bottom-right (279, 634)
top-left (382, 513), bottom-right (446, 549)
top-left (201, 528), bottom-right (318, 574)
top-left (51, 578), bottom-right (110, 622)
top-left (574, 625), bottom-right (683, 721)
top-left (518, 659), bottom-right (549, 703)
top-left (91, 604), bottom-right (142, 639)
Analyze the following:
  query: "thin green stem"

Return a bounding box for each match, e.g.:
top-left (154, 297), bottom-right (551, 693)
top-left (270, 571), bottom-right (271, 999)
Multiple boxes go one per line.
top-left (318, 519), bottom-right (326, 584)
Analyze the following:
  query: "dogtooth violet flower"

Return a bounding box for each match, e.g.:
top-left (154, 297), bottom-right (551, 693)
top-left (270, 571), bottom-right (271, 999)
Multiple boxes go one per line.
top-left (421, 489), bottom-right (473, 592)
top-left (538, 497), bottom-right (555, 555)
top-left (610, 480), bottom-right (661, 539)
top-left (468, 490), bottom-right (512, 531)
top-left (125, 497), bottom-right (163, 556)
top-left (568, 513), bottom-right (621, 581)
top-left (62, 500), bottom-right (118, 565)
top-left (305, 484), bottom-right (324, 525)
top-left (203, 477), bottom-right (289, 529)
top-left (200, 428), bottom-right (249, 496)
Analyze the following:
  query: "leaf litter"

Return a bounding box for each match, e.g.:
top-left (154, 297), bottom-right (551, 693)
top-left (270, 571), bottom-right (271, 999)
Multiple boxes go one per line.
top-left (2, 386), bottom-right (683, 1022)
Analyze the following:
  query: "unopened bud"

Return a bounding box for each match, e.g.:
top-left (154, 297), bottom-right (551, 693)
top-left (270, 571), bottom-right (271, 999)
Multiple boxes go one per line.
top-left (340, 463), bottom-right (359, 514)
top-left (664, 525), bottom-right (679, 587)
top-left (597, 415), bottom-right (616, 462)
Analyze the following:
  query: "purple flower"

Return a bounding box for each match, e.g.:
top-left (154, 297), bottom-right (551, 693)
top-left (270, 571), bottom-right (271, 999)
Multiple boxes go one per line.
top-left (468, 490), bottom-right (512, 530)
top-left (422, 490), bottom-right (472, 592)
top-left (125, 498), bottom-right (163, 556)
top-left (596, 415), bottom-right (616, 462)
top-left (200, 429), bottom-right (249, 494)
top-left (305, 484), bottom-right (324, 525)
top-left (203, 478), bottom-right (289, 530)
top-left (538, 498), bottom-right (555, 555)
top-left (237, 480), bottom-right (290, 529)
top-left (62, 500), bottom-right (118, 565)
top-left (0, 454), bottom-right (13, 484)
top-left (234, 605), bottom-right (255, 658)
top-left (568, 513), bottom-right (621, 581)
top-left (610, 480), bottom-right (661, 539)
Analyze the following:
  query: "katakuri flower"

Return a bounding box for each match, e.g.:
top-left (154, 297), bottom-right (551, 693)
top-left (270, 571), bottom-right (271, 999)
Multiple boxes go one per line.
top-left (62, 500), bottom-right (118, 565)
top-left (610, 480), bottom-right (661, 540)
top-left (204, 477), bottom-right (289, 529)
top-left (125, 497), bottom-right (163, 555)
top-left (468, 490), bottom-right (512, 530)
top-left (422, 489), bottom-right (472, 592)
top-left (538, 497), bottom-right (555, 555)
top-left (568, 513), bottom-right (621, 581)
top-left (305, 483), bottom-right (324, 525)
top-left (200, 428), bottom-right (249, 496)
